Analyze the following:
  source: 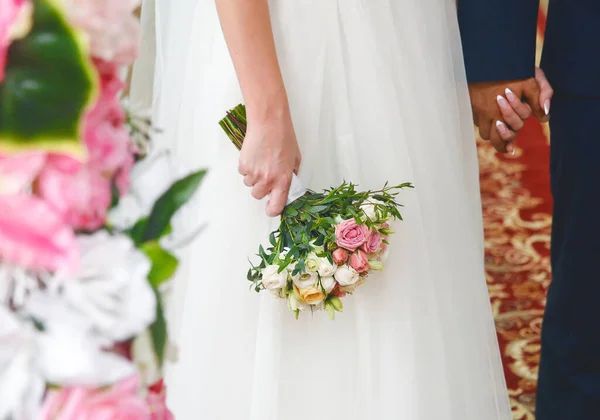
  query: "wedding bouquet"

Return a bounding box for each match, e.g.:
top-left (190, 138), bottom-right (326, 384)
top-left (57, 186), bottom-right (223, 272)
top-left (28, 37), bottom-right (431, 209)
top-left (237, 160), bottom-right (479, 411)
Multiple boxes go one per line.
top-left (0, 0), bottom-right (203, 418)
top-left (220, 105), bottom-right (412, 319)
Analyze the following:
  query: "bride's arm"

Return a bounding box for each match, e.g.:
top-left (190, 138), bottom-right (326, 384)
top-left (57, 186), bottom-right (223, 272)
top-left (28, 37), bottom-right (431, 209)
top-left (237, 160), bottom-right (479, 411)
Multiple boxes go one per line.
top-left (215, 0), bottom-right (301, 217)
top-left (215, 0), bottom-right (286, 121)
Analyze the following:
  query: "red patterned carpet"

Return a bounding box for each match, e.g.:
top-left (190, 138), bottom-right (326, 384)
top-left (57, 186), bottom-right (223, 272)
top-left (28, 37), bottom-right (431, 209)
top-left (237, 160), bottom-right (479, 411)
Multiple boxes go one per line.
top-left (481, 4), bottom-right (551, 419)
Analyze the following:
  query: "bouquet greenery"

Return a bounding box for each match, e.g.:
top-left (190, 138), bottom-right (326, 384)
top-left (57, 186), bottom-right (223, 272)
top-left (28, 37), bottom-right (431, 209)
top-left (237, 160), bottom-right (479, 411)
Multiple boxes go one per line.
top-left (220, 105), bottom-right (412, 319)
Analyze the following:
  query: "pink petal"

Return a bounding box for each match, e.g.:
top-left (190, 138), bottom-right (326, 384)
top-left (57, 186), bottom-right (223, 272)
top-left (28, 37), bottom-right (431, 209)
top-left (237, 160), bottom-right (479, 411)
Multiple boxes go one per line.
top-left (0, 193), bottom-right (79, 273)
top-left (37, 161), bottom-right (112, 231)
top-left (0, 152), bottom-right (46, 193)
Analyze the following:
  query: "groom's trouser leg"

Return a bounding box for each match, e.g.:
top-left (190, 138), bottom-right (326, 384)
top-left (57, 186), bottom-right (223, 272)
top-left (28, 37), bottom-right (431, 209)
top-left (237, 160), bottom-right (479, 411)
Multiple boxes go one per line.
top-left (536, 92), bottom-right (600, 419)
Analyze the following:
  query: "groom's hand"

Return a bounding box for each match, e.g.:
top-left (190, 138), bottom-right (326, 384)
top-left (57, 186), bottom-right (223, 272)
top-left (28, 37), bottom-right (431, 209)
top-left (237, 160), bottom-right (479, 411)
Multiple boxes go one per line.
top-left (469, 77), bottom-right (545, 153)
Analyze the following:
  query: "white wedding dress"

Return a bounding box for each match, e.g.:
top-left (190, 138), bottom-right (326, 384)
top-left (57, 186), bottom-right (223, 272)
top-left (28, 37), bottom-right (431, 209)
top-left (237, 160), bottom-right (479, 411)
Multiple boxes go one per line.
top-left (131, 0), bottom-right (512, 419)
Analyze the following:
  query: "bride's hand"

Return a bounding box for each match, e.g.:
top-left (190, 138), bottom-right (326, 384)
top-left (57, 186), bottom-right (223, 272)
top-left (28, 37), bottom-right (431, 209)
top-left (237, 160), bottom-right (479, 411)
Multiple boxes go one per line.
top-left (238, 108), bottom-right (302, 217)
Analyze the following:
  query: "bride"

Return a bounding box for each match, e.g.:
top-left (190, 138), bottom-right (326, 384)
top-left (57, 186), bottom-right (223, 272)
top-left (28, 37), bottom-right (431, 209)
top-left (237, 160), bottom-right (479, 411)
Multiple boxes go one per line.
top-left (131, 0), bottom-right (524, 418)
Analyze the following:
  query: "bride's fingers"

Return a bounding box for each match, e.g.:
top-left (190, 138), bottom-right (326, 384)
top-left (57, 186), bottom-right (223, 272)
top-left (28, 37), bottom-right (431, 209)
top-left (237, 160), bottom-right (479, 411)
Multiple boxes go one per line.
top-left (536, 67), bottom-right (554, 122)
top-left (251, 181), bottom-right (270, 200)
top-left (294, 157), bottom-right (301, 174)
top-left (266, 185), bottom-right (289, 217)
top-left (243, 174), bottom-right (256, 187)
top-left (504, 88), bottom-right (533, 121)
top-left (497, 95), bottom-right (525, 131)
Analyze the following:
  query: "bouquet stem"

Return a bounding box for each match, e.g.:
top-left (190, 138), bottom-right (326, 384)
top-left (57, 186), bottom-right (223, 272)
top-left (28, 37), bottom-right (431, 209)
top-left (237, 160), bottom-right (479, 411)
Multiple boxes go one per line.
top-left (219, 104), bottom-right (247, 151)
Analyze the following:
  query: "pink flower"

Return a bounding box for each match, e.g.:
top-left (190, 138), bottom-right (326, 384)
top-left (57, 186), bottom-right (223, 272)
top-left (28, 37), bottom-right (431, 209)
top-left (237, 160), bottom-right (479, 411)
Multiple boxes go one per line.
top-left (335, 219), bottom-right (369, 252)
top-left (349, 250), bottom-right (370, 273)
top-left (0, 0), bottom-right (31, 83)
top-left (331, 283), bottom-right (347, 298)
top-left (114, 151), bottom-right (134, 196)
top-left (65, 0), bottom-right (141, 65)
top-left (146, 380), bottom-right (174, 420)
top-left (332, 248), bottom-right (349, 265)
top-left (0, 151), bottom-right (46, 193)
top-left (84, 62), bottom-right (132, 175)
top-left (0, 193), bottom-right (78, 272)
top-left (39, 374), bottom-right (149, 420)
top-left (362, 230), bottom-right (382, 254)
top-left (37, 156), bottom-right (112, 231)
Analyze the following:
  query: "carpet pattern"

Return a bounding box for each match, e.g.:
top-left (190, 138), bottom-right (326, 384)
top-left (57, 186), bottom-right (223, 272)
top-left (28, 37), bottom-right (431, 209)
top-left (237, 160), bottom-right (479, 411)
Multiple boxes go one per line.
top-left (481, 4), bottom-right (550, 419)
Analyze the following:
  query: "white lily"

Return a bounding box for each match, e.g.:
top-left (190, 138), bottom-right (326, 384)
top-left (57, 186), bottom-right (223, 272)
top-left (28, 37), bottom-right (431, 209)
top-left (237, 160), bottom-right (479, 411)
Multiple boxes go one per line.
top-left (50, 231), bottom-right (156, 345)
top-left (24, 293), bottom-right (136, 386)
top-left (0, 295), bottom-right (137, 420)
top-left (0, 305), bottom-right (44, 420)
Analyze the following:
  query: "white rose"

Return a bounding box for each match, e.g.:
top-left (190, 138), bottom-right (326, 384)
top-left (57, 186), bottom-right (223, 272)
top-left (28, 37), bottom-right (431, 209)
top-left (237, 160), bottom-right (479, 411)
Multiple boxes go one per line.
top-left (261, 265), bottom-right (288, 290)
top-left (317, 258), bottom-right (337, 277)
top-left (334, 265), bottom-right (360, 286)
top-left (304, 253), bottom-right (320, 272)
top-left (361, 199), bottom-right (386, 221)
top-left (293, 271), bottom-right (318, 289)
top-left (320, 276), bottom-right (337, 294)
top-left (309, 240), bottom-right (325, 254)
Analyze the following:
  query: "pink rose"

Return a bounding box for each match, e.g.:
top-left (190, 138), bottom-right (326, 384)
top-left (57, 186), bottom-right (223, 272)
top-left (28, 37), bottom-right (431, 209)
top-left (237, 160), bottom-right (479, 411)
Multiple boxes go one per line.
top-left (0, 0), bottom-right (31, 83)
top-left (0, 193), bottom-right (78, 273)
top-left (380, 223), bottom-right (390, 252)
top-left (335, 219), bottom-right (369, 252)
top-left (39, 374), bottom-right (149, 420)
top-left (332, 248), bottom-right (349, 265)
top-left (362, 230), bottom-right (382, 254)
top-left (37, 156), bottom-right (112, 231)
top-left (84, 61), bottom-right (132, 175)
top-left (147, 379), bottom-right (174, 420)
top-left (349, 250), bottom-right (370, 273)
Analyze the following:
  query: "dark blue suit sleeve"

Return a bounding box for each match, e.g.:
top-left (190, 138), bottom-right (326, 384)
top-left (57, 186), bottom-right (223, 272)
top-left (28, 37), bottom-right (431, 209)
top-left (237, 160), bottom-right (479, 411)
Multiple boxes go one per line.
top-left (457, 0), bottom-right (539, 83)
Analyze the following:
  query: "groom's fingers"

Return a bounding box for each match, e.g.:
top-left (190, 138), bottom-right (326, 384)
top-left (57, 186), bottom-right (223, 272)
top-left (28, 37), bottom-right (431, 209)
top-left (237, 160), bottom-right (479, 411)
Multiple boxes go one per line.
top-left (478, 119), bottom-right (492, 141)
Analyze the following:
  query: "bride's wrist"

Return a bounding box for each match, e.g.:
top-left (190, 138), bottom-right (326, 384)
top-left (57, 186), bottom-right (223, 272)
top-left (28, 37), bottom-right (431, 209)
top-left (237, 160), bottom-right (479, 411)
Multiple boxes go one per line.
top-left (245, 87), bottom-right (291, 125)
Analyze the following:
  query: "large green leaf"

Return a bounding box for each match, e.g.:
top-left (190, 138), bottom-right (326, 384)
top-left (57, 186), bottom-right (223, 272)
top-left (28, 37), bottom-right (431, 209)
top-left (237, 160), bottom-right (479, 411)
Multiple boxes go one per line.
top-left (141, 170), bottom-right (207, 243)
top-left (149, 287), bottom-right (167, 366)
top-left (140, 241), bottom-right (179, 288)
top-left (0, 0), bottom-right (97, 156)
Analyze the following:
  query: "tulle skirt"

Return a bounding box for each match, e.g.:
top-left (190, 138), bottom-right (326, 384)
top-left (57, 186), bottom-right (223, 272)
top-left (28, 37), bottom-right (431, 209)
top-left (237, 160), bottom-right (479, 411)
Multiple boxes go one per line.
top-left (132, 0), bottom-right (512, 418)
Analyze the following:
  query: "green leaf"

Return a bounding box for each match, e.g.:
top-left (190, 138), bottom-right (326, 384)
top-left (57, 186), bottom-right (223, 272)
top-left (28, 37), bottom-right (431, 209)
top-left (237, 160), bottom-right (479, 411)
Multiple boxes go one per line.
top-left (149, 287), bottom-right (167, 366)
top-left (127, 217), bottom-right (148, 245)
top-left (328, 296), bottom-right (343, 312)
top-left (0, 0), bottom-right (97, 156)
top-left (140, 241), bottom-right (179, 288)
top-left (285, 207), bottom-right (298, 217)
top-left (308, 205), bottom-right (327, 213)
top-left (142, 170), bottom-right (206, 243)
top-left (325, 301), bottom-right (335, 320)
